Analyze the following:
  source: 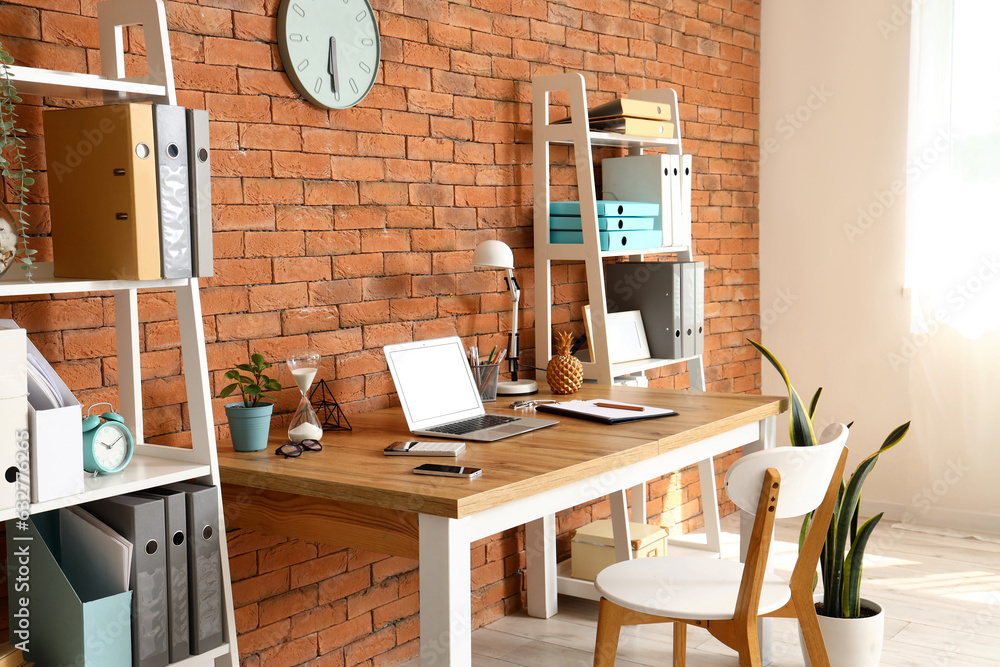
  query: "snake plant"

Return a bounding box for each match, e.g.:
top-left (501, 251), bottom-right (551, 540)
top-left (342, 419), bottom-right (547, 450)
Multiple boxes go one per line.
top-left (750, 339), bottom-right (910, 618)
top-left (0, 38), bottom-right (36, 280)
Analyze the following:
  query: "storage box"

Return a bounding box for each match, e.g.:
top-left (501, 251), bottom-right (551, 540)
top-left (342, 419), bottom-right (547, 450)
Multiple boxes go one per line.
top-left (570, 519), bottom-right (667, 581)
top-left (8, 513), bottom-right (132, 667)
top-left (0, 320), bottom-right (84, 504)
top-left (0, 327), bottom-right (28, 513)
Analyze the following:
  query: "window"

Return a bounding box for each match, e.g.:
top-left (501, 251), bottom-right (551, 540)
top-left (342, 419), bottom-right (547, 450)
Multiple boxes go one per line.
top-left (906, 0), bottom-right (1000, 338)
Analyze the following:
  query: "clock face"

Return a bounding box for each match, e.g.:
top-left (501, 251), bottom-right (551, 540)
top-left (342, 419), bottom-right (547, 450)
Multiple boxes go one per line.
top-left (93, 422), bottom-right (132, 472)
top-left (278, 0), bottom-right (381, 110)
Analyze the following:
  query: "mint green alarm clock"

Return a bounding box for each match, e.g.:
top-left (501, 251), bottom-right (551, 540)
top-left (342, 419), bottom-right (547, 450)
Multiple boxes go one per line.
top-left (82, 403), bottom-right (135, 474)
top-left (277, 0), bottom-right (381, 109)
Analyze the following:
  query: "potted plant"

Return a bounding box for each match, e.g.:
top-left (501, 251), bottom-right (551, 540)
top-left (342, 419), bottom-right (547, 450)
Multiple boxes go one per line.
top-left (0, 38), bottom-right (36, 281)
top-left (749, 340), bottom-right (910, 667)
top-left (220, 353), bottom-right (282, 452)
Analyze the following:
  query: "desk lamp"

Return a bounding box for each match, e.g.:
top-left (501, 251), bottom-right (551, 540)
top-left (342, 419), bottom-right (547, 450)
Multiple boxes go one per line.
top-left (472, 240), bottom-right (538, 396)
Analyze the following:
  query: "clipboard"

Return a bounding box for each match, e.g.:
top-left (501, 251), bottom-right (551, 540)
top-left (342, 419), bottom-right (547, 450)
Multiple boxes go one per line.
top-left (535, 399), bottom-right (677, 425)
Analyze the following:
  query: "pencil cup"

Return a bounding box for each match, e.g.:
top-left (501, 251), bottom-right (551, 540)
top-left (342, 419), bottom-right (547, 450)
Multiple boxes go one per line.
top-left (473, 363), bottom-right (501, 402)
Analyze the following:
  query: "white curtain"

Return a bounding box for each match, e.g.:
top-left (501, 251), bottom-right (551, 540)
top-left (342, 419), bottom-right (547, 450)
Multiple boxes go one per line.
top-left (904, 0), bottom-right (1000, 529)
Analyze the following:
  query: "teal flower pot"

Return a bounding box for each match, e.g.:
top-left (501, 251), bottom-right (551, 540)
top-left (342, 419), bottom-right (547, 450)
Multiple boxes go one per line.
top-left (225, 402), bottom-right (273, 452)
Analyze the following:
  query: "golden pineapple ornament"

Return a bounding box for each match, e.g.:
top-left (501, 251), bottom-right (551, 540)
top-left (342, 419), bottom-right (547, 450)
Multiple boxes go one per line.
top-left (547, 331), bottom-right (584, 394)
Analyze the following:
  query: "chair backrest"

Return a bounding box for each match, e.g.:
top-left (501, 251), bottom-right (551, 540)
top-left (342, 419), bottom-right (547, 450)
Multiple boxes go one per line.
top-left (724, 423), bottom-right (849, 519)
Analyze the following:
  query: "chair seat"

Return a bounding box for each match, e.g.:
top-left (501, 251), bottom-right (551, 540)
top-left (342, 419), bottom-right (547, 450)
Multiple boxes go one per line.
top-left (594, 556), bottom-right (792, 621)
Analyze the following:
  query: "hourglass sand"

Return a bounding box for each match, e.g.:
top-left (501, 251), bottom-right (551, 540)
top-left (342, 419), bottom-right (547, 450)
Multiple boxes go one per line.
top-left (287, 349), bottom-right (323, 443)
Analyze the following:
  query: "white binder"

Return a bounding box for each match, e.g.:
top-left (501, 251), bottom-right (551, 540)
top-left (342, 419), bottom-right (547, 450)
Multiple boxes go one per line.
top-left (678, 154), bottom-right (693, 246)
top-left (602, 154), bottom-right (674, 247)
top-left (681, 262), bottom-right (696, 358)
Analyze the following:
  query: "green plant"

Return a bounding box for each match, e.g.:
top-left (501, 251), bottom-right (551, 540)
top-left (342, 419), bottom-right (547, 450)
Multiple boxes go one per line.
top-left (220, 354), bottom-right (282, 408)
top-left (750, 339), bottom-right (910, 619)
top-left (0, 38), bottom-right (36, 281)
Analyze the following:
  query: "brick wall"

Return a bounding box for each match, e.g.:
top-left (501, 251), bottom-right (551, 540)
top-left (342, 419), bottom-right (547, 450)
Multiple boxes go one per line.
top-left (0, 0), bottom-right (761, 664)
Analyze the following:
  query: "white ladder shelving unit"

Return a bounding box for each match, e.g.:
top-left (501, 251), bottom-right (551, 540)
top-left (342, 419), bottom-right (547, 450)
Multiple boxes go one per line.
top-left (3, 2), bottom-right (237, 665)
top-left (531, 74), bottom-right (724, 597)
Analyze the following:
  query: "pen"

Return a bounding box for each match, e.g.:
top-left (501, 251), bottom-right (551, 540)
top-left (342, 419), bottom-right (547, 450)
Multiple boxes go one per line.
top-left (487, 345), bottom-right (497, 364)
top-left (495, 348), bottom-right (507, 366)
top-left (594, 402), bottom-right (645, 412)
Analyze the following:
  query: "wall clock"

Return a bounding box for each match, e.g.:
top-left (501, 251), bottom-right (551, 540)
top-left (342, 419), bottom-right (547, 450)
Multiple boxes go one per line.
top-left (277, 0), bottom-right (381, 110)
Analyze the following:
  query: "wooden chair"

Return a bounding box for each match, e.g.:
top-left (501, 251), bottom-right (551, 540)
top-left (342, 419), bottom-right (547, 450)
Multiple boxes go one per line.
top-left (592, 424), bottom-right (850, 667)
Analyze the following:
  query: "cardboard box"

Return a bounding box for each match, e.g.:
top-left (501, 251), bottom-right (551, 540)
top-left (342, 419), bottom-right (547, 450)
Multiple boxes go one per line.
top-left (570, 519), bottom-right (667, 581)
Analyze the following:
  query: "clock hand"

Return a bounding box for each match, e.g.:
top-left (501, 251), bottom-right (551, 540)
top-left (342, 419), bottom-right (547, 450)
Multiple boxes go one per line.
top-left (328, 36), bottom-right (340, 94)
top-left (104, 434), bottom-right (124, 449)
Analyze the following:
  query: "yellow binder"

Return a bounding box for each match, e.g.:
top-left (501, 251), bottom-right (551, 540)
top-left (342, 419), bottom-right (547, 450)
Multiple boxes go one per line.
top-left (43, 103), bottom-right (161, 280)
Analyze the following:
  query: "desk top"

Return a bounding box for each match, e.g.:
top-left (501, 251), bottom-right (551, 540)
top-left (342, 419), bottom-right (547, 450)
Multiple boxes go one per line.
top-left (217, 384), bottom-right (785, 519)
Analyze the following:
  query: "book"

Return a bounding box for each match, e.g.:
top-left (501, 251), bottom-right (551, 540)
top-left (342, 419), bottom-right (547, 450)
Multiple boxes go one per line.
top-left (553, 98), bottom-right (673, 124)
top-left (588, 117), bottom-right (675, 138)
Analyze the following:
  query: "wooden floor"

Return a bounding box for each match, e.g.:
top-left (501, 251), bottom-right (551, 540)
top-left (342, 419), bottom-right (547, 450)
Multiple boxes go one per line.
top-left (403, 514), bottom-right (1000, 666)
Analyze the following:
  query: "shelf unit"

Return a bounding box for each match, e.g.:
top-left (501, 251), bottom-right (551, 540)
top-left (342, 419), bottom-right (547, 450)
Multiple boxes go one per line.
top-left (531, 74), bottom-right (723, 598)
top-left (2, 2), bottom-right (237, 665)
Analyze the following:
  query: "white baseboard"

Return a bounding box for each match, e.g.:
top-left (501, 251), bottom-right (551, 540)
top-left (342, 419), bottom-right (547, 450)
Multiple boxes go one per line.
top-left (862, 499), bottom-right (1000, 537)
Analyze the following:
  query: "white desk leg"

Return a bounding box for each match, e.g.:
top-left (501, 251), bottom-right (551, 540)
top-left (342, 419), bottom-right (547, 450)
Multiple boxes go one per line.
top-left (419, 514), bottom-right (471, 667)
top-left (526, 514), bottom-right (558, 618)
top-left (609, 489), bottom-right (633, 563)
top-left (741, 415), bottom-right (777, 665)
top-left (698, 457), bottom-right (723, 555)
top-left (628, 482), bottom-right (646, 523)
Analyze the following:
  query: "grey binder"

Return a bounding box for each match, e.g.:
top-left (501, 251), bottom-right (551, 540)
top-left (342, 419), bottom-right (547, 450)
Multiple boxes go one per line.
top-left (139, 489), bottom-right (191, 662)
top-left (605, 262), bottom-right (683, 360)
top-left (162, 481), bottom-right (224, 654)
top-left (694, 262), bottom-right (705, 356)
top-left (153, 105), bottom-right (193, 279)
top-left (85, 494), bottom-right (170, 667)
top-left (186, 108), bottom-right (214, 278)
top-left (681, 262), bottom-right (697, 357)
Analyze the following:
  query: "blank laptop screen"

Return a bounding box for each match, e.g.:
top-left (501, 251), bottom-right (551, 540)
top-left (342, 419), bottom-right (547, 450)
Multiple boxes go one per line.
top-left (388, 338), bottom-right (481, 424)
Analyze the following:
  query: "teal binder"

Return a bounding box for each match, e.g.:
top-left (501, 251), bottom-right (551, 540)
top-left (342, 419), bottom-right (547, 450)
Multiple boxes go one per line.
top-left (549, 216), bottom-right (655, 231)
top-left (7, 513), bottom-right (132, 667)
top-left (549, 229), bottom-right (663, 251)
top-left (549, 200), bottom-right (660, 217)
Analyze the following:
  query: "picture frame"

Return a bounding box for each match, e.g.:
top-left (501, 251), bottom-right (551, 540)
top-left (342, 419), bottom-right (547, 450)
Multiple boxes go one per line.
top-left (582, 307), bottom-right (651, 364)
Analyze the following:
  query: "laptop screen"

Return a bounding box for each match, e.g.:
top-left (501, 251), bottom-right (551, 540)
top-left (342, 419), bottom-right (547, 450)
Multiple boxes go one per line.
top-left (384, 337), bottom-right (484, 428)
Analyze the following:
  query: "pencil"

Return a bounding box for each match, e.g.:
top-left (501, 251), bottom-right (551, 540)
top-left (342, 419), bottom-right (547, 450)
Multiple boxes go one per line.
top-left (594, 402), bottom-right (645, 412)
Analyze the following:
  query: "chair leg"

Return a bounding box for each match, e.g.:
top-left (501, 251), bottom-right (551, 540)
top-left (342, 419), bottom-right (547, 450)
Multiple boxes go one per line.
top-left (672, 622), bottom-right (686, 667)
top-left (795, 597), bottom-right (830, 667)
top-left (735, 619), bottom-right (762, 667)
top-left (594, 598), bottom-right (625, 667)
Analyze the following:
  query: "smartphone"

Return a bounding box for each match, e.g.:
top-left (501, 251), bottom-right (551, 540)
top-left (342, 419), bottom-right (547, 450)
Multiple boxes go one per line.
top-left (384, 441), bottom-right (466, 456)
top-left (413, 463), bottom-right (482, 479)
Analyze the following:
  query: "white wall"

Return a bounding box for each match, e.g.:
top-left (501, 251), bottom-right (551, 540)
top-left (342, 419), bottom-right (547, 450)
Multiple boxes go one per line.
top-left (760, 1), bottom-right (999, 533)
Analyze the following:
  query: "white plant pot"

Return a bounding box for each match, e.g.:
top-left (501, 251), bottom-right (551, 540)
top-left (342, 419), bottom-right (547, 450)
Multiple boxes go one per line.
top-left (800, 597), bottom-right (884, 667)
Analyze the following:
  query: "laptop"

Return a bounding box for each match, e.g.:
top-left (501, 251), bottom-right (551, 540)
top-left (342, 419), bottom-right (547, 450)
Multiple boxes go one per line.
top-left (384, 336), bottom-right (558, 442)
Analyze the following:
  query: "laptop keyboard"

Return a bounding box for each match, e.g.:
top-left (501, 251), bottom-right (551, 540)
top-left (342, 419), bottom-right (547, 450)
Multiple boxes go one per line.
top-left (426, 414), bottom-right (518, 435)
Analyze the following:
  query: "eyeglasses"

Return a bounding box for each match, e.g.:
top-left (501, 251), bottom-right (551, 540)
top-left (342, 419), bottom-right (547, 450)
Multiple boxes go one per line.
top-left (275, 439), bottom-right (323, 458)
top-left (509, 399), bottom-right (557, 409)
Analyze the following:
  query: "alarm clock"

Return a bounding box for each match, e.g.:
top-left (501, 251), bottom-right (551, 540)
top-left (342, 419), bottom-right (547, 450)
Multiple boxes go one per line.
top-left (277, 0), bottom-right (381, 110)
top-left (82, 403), bottom-right (135, 474)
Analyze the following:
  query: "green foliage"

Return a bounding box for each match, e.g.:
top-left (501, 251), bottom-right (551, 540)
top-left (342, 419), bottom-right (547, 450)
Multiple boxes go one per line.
top-left (751, 339), bottom-right (910, 619)
top-left (220, 353), bottom-right (282, 408)
top-left (0, 38), bottom-right (35, 281)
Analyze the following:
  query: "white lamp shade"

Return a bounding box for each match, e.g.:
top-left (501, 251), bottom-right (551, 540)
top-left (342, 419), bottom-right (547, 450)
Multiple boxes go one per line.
top-left (472, 240), bottom-right (514, 270)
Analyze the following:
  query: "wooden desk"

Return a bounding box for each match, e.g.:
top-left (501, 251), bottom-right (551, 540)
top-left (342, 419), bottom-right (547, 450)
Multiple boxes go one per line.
top-left (218, 384), bottom-right (785, 666)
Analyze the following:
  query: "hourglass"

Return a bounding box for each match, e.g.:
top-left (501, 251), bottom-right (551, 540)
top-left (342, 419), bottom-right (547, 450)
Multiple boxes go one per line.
top-left (286, 349), bottom-right (323, 443)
